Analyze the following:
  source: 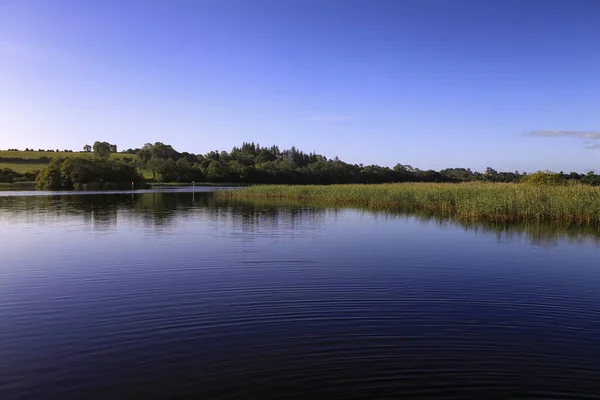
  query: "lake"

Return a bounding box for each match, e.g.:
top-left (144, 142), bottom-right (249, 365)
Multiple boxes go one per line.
top-left (1, 188), bottom-right (599, 399)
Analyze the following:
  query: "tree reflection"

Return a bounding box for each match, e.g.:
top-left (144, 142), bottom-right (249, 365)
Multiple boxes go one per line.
top-left (0, 192), bottom-right (599, 246)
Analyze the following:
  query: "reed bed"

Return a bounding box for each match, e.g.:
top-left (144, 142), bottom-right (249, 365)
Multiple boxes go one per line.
top-left (219, 182), bottom-right (600, 223)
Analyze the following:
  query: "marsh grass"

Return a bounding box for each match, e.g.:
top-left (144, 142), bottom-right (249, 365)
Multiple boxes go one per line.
top-left (219, 182), bottom-right (600, 224)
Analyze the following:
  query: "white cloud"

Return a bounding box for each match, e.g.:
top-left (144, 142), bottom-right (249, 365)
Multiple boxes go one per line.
top-left (530, 130), bottom-right (600, 140)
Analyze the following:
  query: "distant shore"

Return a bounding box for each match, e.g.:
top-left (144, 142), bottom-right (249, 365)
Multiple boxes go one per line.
top-left (148, 182), bottom-right (250, 187)
top-left (0, 181), bottom-right (248, 192)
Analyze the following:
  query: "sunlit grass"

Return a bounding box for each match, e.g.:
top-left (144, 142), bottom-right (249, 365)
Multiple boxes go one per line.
top-left (218, 182), bottom-right (600, 223)
top-left (0, 163), bottom-right (43, 174)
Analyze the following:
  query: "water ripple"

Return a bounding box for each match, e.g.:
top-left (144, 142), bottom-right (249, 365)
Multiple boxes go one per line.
top-left (1, 193), bottom-right (600, 399)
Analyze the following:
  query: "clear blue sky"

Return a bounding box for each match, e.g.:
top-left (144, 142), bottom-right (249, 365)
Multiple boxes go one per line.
top-left (1, 0), bottom-right (600, 172)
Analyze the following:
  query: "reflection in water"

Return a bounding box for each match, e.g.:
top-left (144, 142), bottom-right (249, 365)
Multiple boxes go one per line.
top-left (1, 192), bottom-right (598, 247)
top-left (225, 198), bottom-right (600, 247)
top-left (1, 190), bottom-right (600, 399)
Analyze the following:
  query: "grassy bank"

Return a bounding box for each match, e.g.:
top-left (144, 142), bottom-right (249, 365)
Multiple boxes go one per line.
top-left (148, 182), bottom-right (250, 187)
top-left (218, 182), bottom-right (600, 223)
top-left (0, 182), bottom-right (37, 191)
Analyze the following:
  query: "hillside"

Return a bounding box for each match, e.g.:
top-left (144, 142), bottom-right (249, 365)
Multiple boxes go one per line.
top-left (0, 151), bottom-right (134, 174)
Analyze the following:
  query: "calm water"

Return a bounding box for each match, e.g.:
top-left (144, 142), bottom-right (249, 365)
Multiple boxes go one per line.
top-left (1, 189), bottom-right (599, 399)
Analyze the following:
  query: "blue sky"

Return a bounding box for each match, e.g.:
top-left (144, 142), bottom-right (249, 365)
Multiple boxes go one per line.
top-left (1, 0), bottom-right (600, 172)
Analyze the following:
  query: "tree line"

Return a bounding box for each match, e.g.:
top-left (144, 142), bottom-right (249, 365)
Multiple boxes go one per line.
top-left (2, 140), bottom-right (600, 188)
top-left (6, 148), bottom-right (75, 152)
top-left (117, 141), bottom-right (600, 186)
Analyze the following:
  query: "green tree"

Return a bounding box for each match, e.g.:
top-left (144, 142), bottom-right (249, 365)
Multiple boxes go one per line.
top-left (147, 157), bottom-right (166, 180)
top-left (137, 143), bottom-right (153, 162)
top-left (580, 171), bottom-right (600, 186)
top-left (35, 159), bottom-right (63, 190)
top-left (204, 160), bottom-right (229, 182)
top-left (93, 141), bottom-right (114, 158)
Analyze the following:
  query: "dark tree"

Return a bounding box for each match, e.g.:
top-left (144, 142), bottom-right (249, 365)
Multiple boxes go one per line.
top-left (92, 141), bottom-right (116, 158)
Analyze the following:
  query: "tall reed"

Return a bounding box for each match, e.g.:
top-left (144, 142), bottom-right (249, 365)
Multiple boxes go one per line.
top-left (218, 182), bottom-right (600, 223)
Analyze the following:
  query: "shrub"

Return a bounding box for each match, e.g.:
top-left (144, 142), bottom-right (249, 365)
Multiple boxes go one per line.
top-left (520, 170), bottom-right (565, 186)
top-left (36, 157), bottom-right (145, 190)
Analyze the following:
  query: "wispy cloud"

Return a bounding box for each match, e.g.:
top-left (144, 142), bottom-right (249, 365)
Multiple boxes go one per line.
top-left (529, 130), bottom-right (600, 140)
top-left (583, 141), bottom-right (600, 150)
top-left (306, 116), bottom-right (351, 122)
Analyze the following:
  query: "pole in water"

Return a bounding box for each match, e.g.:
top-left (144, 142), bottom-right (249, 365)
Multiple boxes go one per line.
top-left (131, 181), bottom-right (134, 190)
top-left (192, 181), bottom-right (195, 191)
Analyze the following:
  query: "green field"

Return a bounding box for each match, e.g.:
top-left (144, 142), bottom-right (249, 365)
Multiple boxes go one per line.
top-left (218, 182), bottom-right (600, 224)
top-left (0, 150), bottom-right (133, 160)
top-left (0, 151), bottom-right (134, 174)
top-left (0, 163), bottom-right (43, 173)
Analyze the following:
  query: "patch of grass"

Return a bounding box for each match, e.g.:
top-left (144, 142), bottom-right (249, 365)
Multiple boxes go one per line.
top-left (218, 182), bottom-right (600, 224)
